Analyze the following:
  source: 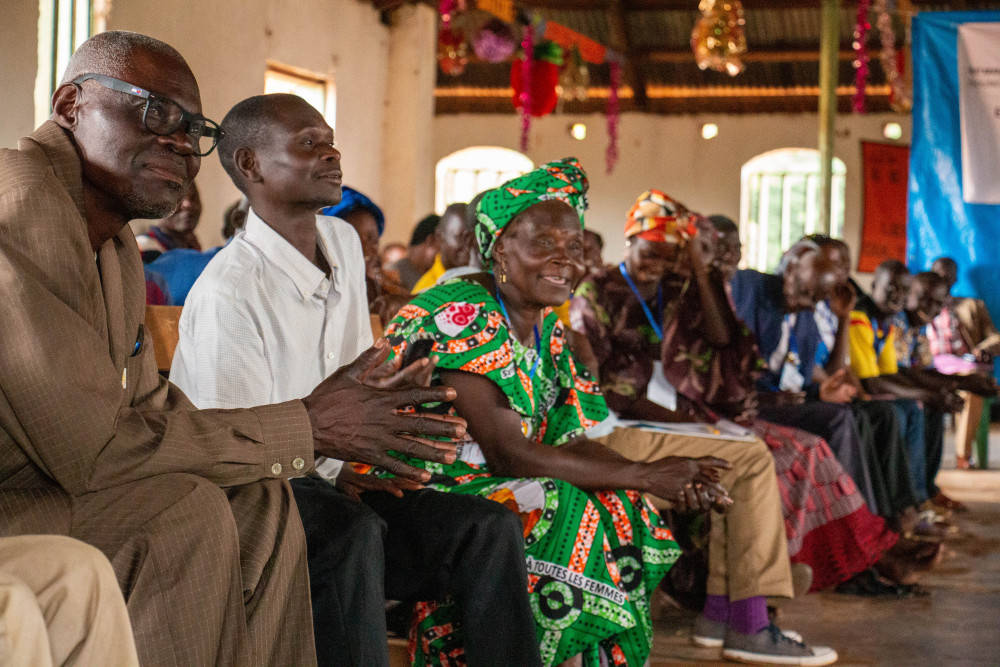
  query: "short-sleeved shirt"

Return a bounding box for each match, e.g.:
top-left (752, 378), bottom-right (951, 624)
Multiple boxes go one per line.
top-left (891, 311), bottom-right (932, 369)
top-left (385, 277), bottom-right (609, 456)
top-left (848, 295), bottom-right (898, 378)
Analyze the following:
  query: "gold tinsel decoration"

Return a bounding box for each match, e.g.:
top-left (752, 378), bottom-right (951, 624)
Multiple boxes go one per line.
top-left (691, 0), bottom-right (747, 77)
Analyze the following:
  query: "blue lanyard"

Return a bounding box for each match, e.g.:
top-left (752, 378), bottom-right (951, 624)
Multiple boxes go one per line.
top-left (871, 319), bottom-right (889, 356)
top-left (619, 262), bottom-right (664, 341)
top-left (495, 288), bottom-right (542, 379)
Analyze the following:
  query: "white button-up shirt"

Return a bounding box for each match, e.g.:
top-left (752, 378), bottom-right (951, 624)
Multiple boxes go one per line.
top-left (170, 208), bottom-right (373, 480)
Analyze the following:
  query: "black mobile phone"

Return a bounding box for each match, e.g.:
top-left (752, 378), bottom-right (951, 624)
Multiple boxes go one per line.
top-left (400, 338), bottom-right (435, 368)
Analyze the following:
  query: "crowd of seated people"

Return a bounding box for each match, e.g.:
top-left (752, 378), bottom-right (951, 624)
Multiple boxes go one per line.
top-left (4, 27), bottom-right (998, 667)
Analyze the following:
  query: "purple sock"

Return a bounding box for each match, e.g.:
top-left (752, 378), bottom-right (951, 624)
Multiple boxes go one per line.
top-left (728, 596), bottom-right (769, 635)
top-left (702, 594), bottom-right (730, 624)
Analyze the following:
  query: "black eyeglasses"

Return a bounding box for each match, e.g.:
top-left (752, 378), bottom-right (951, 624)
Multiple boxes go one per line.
top-left (72, 73), bottom-right (221, 156)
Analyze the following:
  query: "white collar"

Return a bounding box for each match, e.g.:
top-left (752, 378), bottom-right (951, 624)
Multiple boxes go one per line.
top-left (243, 208), bottom-right (336, 299)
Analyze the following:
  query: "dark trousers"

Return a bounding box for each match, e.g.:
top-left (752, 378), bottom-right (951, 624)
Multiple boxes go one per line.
top-left (852, 401), bottom-right (918, 517)
top-left (758, 401), bottom-right (878, 512)
top-left (891, 398), bottom-right (929, 503)
top-left (924, 407), bottom-right (946, 498)
top-left (290, 476), bottom-right (541, 667)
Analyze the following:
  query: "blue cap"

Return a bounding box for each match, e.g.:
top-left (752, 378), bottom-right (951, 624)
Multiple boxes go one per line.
top-left (320, 186), bottom-right (385, 236)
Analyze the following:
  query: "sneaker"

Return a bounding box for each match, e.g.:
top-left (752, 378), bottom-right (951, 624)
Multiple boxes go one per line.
top-left (722, 624), bottom-right (837, 665)
top-left (693, 615), bottom-right (803, 649)
top-left (791, 563), bottom-right (813, 598)
top-left (692, 614), bottom-right (728, 648)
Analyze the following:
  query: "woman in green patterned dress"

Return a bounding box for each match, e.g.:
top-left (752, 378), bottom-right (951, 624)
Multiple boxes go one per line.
top-left (383, 158), bottom-right (731, 667)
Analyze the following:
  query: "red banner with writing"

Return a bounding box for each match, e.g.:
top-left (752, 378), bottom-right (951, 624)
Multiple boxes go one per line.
top-left (859, 141), bottom-right (910, 272)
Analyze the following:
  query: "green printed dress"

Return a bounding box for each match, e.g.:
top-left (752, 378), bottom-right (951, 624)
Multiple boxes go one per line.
top-left (383, 277), bottom-right (680, 667)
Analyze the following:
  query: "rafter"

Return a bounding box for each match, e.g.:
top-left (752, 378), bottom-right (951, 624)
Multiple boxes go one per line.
top-left (605, 0), bottom-right (647, 108)
top-left (640, 47), bottom-right (881, 63)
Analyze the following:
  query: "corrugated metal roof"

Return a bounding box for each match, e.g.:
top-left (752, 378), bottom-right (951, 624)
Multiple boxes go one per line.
top-left (432, 0), bottom-right (1000, 114)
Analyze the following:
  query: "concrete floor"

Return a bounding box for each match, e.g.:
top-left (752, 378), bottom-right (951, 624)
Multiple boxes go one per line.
top-left (390, 426), bottom-right (1000, 666)
top-left (649, 468), bottom-right (1000, 666)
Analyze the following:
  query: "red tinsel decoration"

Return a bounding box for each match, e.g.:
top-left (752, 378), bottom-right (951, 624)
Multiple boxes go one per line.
top-left (852, 0), bottom-right (871, 113)
top-left (519, 24), bottom-right (534, 151)
top-left (510, 56), bottom-right (560, 117)
top-left (606, 60), bottom-right (621, 174)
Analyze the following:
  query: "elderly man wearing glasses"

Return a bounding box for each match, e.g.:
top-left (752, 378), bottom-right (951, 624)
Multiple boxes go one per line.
top-left (0, 31), bottom-right (468, 667)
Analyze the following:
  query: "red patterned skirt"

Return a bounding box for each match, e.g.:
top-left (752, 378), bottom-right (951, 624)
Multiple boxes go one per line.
top-left (751, 419), bottom-right (899, 591)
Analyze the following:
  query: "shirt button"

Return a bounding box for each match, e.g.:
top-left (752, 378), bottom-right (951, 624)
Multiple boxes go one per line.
top-left (292, 457), bottom-right (306, 471)
top-left (271, 462), bottom-right (283, 476)
top-left (327, 352), bottom-right (336, 360)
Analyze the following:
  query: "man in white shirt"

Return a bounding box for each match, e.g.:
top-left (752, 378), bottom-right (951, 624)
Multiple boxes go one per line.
top-left (172, 93), bottom-right (540, 666)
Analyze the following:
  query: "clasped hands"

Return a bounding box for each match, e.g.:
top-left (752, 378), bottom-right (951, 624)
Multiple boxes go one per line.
top-left (643, 455), bottom-right (734, 513)
top-left (302, 339), bottom-right (463, 491)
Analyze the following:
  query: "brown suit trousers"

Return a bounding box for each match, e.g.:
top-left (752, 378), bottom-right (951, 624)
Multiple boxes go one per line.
top-left (0, 123), bottom-right (317, 665)
top-left (597, 427), bottom-right (794, 601)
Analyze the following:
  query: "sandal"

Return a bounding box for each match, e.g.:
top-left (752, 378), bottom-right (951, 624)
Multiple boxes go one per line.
top-left (835, 568), bottom-right (930, 598)
top-left (931, 491), bottom-right (968, 513)
top-left (906, 511), bottom-right (959, 542)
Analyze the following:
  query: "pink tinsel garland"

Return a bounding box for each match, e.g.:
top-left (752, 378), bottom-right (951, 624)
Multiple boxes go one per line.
top-left (520, 24), bottom-right (534, 152)
top-left (852, 0), bottom-right (871, 113)
top-left (874, 0), bottom-right (911, 111)
top-left (606, 60), bottom-right (620, 174)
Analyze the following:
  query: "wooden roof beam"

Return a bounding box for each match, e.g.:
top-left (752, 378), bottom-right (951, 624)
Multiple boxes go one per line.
top-left (519, 0), bottom-right (857, 9)
top-left (606, 0), bottom-right (647, 108)
top-left (641, 47), bottom-right (880, 64)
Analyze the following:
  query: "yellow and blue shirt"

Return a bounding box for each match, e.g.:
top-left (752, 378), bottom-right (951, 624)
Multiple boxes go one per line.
top-left (848, 295), bottom-right (899, 379)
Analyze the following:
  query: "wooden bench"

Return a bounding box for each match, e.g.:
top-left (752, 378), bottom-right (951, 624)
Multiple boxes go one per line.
top-left (144, 305), bottom-right (182, 372)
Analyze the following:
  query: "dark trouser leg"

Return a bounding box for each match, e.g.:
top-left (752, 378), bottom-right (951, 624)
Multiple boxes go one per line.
top-left (290, 477), bottom-right (389, 667)
top-left (923, 407), bottom-right (946, 498)
top-left (849, 404), bottom-right (894, 517)
top-left (758, 401), bottom-right (879, 513)
top-left (891, 399), bottom-right (929, 503)
top-left (363, 489), bottom-right (543, 667)
top-left (853, 401), bottom-right (918, 516)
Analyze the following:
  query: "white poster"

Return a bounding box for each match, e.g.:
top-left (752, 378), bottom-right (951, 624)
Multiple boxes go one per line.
top-left (958, 23), bottom-right (1000, 204)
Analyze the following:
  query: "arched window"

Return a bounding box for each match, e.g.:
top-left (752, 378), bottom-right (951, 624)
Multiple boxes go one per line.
top-left (739, 149), bottom-right (846, 272)
top-left (435, 147), bottom-right (534, 213)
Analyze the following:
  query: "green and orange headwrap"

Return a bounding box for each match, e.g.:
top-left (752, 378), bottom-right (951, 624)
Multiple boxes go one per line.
top-left (624, 189), bottom-right (696, 245)
top-left (474, 157), bottom-right (589, 265)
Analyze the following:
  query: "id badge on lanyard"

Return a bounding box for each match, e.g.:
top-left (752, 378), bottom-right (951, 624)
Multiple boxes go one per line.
top-left (779, 353), bottom-right (805, 392)
top-left (647, 360), bottom-right (678, 411)
top-left (778, 314), bottom-right (804, 392)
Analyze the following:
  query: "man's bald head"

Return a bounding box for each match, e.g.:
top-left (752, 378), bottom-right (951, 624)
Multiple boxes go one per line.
top-left (47, 30), bottom-right (205, 240)
top-left (931, 256), bottom-right (958, 289)
top-left (872, 259), bottom-right (911, 315)
top-left (218, 94), bottom-right (314, 193)
top-left (907, 271), bottom-right (949, 325)
top-left (58, 31), bottom-right (197, 98)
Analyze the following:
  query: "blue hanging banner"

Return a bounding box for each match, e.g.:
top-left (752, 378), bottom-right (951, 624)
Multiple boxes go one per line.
top-left (909, 10), bottom-right (1000, 376)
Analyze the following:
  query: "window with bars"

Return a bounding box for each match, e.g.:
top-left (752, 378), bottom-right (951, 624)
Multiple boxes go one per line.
top-left (435, 147), bottom-right (534, 213)
top-left (49, 0), bottom-right (92, 94)
top-left (739, 148), bottom-right (846, 272)
top-left (35, 0), bottom-right (104, 127)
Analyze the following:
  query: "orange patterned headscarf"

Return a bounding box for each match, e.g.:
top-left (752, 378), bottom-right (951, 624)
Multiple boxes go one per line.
top-left (624, 189), bottom-right (696, 244)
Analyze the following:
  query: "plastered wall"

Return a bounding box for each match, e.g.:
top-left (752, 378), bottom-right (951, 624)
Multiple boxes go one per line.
top-left (431, 111), bottom-right (912, 275)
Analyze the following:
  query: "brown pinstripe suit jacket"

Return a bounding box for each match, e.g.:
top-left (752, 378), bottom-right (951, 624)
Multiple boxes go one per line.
top-left (0, 122), bottom-right (315, 535)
